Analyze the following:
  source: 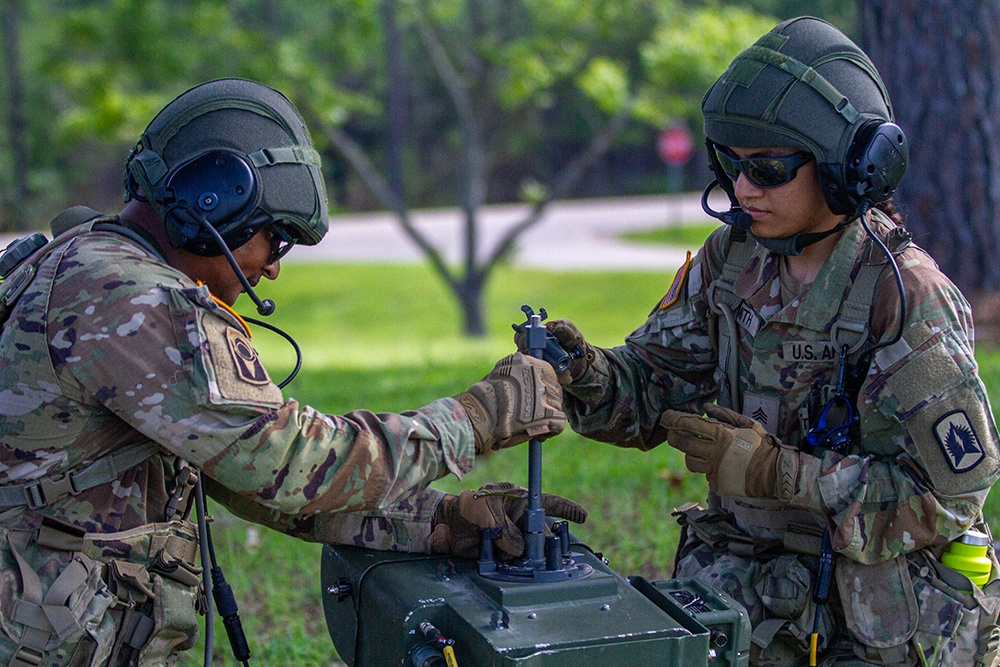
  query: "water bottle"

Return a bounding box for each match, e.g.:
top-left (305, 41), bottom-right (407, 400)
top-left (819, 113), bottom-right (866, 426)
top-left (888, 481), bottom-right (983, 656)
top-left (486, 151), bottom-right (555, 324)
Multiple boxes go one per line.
top-left (942, 529), bottom-right (993, 588)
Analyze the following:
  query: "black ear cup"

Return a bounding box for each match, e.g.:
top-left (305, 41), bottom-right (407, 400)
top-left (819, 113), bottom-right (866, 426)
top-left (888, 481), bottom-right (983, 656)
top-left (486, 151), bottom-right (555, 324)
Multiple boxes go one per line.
top-left (847, 121), bottom-right (908, 206)
top-left (160, 150), bottom-right (261, 256)
top-left (821, 121), bottom-right (909, 216)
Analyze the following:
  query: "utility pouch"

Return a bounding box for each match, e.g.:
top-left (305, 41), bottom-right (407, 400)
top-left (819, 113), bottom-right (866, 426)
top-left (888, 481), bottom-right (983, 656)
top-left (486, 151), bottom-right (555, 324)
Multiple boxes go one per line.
top-left (751, 554), bottom-right (835, 664)
top-left (906, 545), bottom-right (1000, 667)
top-left (756, 554), bottom-right (810, 620)
top-left (975, 537), bottom-right (1000, 667)
top-left (0, 526), bottom-right (118, 667)
top-left (141, 569), bottom-right (201, 663)
top-left (85, 520), bottom-right (203, 665)
top-left (837, 554), bottom-right (917, 665)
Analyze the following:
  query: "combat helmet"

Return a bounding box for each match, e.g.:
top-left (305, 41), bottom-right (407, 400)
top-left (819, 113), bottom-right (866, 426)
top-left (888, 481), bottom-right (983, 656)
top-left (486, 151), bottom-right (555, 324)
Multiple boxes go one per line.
top-left (124, 78), bottom-right (329, 256)
top-left (701, 17), bottom-right (907, 227)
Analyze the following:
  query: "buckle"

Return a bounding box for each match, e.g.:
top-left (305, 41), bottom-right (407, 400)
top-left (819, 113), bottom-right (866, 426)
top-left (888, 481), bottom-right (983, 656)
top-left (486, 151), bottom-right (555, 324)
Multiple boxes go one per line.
top-left (9, 645), bottom-right (43, 667)
top-left (164, 467), bottom-right (199, 520)
top-left (23, 472), bottom-right (78, 509)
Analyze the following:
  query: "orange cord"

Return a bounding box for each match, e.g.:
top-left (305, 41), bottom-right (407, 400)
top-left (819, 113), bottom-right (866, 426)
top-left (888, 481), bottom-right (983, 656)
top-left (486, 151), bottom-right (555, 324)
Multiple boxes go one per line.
top-left (196, 281), bottom-right (251, 338)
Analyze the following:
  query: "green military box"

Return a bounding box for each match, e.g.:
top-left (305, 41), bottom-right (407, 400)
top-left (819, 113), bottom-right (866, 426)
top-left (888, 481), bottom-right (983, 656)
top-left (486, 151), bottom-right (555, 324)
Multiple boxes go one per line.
top-left (321, 541), bottom-right (750, 666)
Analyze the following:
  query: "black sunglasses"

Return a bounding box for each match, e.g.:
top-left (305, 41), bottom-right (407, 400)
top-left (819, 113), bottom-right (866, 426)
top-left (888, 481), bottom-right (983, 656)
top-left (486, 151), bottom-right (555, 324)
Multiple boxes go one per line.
top-left (713, 144), bottom-right (813, 189)
top-left (267, 224), bottom-right (297, 264)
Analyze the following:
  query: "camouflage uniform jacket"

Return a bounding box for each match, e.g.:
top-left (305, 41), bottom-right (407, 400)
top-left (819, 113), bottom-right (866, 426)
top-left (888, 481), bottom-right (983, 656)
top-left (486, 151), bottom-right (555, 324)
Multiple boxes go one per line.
top-left (564, 215), bottom-right (1000, 662)
top-left (566, 214), bottom-right (999, 562)
top-left (0, 223), bottom-right (476, 549)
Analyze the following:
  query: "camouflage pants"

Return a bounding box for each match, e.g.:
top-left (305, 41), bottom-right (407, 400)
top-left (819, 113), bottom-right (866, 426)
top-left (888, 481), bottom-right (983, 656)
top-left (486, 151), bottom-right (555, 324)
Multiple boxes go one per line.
top-left (675, 541), bottom-right (997, 666)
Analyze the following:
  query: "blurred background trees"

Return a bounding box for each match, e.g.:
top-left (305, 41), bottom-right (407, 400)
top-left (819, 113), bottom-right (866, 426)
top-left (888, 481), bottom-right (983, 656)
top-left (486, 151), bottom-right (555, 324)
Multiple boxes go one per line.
top-left (859, 0), bottom-right (1000, 335)
top-left (0, 0), bottom-right (854, 227)
top-left (3, 1), bottom-right (996, 334)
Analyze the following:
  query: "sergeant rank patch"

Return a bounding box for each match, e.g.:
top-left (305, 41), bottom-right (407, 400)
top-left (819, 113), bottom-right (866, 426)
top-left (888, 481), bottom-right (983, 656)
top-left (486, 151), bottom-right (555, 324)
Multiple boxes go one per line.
top-left (658, 251), bottom-right (693, 310)
top-left (225, 327), bottom-right (270, 385)
top-left (934, 409), bottom-right (985, 473)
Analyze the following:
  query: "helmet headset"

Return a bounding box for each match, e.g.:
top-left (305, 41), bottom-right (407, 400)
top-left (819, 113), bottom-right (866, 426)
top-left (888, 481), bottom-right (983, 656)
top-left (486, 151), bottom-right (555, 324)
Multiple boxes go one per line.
top-left (700, 17), bottom-right (909, 255)
top-left (124, 78), bottom-right (329, 314)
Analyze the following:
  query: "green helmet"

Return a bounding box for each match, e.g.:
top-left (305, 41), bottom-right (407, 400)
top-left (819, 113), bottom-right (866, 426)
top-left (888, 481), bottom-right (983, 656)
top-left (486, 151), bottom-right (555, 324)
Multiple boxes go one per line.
top-left (124, 78), bottom-right (328, 255)
top-left (702, 17), bottom-right (907, 216)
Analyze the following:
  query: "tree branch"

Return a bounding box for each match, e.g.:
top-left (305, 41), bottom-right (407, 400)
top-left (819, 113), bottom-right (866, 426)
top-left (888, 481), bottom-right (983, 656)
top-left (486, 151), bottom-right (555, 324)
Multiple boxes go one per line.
top-left (483, 97), bottom-right (636, 269)
top-left (318, 120), bottom-right (458, 288)
top-left (412, 0), bottom-right (488, 276)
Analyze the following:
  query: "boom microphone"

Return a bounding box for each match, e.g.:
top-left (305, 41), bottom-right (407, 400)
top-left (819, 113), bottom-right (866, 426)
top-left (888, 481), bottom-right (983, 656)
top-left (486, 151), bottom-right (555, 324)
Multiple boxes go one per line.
top-left (701, 179), bottom-right (752, 230)
top-left (197, 216), bottom-right (276, 316)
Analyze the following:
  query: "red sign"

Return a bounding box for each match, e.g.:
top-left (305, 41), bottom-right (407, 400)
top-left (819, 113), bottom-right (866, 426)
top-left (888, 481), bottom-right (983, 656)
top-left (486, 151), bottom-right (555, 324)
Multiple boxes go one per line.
top-left (658, 123), bottom-right (695, 165)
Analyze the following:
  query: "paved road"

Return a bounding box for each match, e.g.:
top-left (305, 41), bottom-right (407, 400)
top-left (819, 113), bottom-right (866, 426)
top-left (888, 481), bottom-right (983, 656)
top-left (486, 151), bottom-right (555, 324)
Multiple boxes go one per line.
top-left (294, 191), bottom-right (723, 271)
top-left (1, 191), bottom-right (728, 272)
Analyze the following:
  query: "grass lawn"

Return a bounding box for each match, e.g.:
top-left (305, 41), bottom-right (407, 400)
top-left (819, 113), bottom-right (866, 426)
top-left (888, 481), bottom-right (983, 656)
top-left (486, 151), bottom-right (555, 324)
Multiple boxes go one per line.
top-left (181, 259), bottom-right (1000, 666)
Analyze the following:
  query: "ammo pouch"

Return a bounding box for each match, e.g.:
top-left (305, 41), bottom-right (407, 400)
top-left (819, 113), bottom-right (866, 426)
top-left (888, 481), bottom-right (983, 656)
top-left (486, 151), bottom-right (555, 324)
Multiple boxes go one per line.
top-left (0, 517), bottom-right (202, 667)
top-left (675, 502), bottom-right (1000, 666)
top-left (672, 502), bottom-right (783, 561)
top-left (837, 542), bottom-right (1000, 667)
top-left (673, 503), bottom-right (836, 660)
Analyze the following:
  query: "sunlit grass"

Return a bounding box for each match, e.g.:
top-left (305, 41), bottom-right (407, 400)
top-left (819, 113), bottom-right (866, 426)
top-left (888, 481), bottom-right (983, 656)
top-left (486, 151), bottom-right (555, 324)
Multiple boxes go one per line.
top-left (620, 222), bottom-right (718, 249)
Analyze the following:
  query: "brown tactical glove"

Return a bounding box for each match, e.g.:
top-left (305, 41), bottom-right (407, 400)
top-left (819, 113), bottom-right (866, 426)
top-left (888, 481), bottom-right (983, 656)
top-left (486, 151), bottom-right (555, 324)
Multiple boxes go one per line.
top-left (659, 404), bottom-right (799, 501)
top-left (513, 318), bottom-right (595, 385)
top-left (428, 482), bottom-right (587, 559)
top-left (454, 352), bottom-right (565, 455)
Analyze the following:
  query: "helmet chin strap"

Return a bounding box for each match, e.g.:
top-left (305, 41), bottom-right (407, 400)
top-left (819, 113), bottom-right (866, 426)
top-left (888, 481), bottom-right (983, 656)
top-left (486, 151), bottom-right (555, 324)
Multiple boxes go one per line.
top-left (750, 217), bottom-right (854, 256)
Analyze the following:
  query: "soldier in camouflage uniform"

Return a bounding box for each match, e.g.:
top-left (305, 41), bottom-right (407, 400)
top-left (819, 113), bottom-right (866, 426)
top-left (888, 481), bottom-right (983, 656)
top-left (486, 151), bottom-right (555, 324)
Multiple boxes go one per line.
top-left (520, 17), bottom-right (1000, 667)
top-left (0, 79), bottom-right (582, 666)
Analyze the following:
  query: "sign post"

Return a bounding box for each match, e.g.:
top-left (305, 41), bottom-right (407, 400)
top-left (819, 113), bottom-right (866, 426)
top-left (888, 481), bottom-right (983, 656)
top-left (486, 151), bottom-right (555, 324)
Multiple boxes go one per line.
top-left (657, 122), bottom-right (695, 223)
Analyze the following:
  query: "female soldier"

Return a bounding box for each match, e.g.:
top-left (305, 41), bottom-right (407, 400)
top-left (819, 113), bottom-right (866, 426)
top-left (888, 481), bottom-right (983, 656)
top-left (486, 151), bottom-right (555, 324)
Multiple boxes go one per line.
top-left (526, 17), bottom-right (1000, 666)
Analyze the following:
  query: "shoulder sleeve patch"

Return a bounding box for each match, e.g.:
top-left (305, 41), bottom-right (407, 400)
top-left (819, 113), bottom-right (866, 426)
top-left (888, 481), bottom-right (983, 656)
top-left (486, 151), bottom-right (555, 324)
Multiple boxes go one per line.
top-left (658, 251), bottom-right (693, 310)
top-left (226, 327), bottom-right (271, 386)
top-left (934, 409), bottom-right (986, 473)
top-left (878, 324), bottom-right (999, 495)
top-left (200, 307), bottom-right (283, 407)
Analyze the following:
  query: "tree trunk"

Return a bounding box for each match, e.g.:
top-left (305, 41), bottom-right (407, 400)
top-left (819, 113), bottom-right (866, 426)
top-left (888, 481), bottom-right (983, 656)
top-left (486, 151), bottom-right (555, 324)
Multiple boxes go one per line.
top-left (2, 0), bottom-right (28, 232)
top-left (382, 0), bottom-right (407, 206)
top-left (859, 0), bottom-right (1000, 337)
top-left (456, 272), bottom-right (485, 336)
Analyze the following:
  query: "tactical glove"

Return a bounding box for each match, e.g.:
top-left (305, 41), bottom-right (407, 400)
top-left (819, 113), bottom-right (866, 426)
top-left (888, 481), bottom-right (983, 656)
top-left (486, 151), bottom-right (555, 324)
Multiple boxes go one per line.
top-left (659, 404), bottom-right (799, 501)
top-left (428, 482), bottom-right (587, 559)
top-left (513, 318), bottom-right (595, 385)
top-left (454, 352), bottom-right (565, 455)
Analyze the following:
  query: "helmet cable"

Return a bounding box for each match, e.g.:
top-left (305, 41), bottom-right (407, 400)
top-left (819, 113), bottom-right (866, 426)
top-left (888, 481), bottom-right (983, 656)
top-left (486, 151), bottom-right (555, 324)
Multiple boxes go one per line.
top-left (195, 474), bottom-right (252, 667)
top-left (193, 216), bottom-right (303, 387)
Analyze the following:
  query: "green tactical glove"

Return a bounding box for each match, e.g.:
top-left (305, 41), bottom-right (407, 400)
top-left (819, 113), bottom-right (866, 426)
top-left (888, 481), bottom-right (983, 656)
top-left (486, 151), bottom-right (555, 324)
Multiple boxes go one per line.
top-left (428, 482), bottom-right (587, 559)
top-left (513, 318), bottom-right (595, 385)
top-left (659, 404), bottom-right (799, 501)
top-left (454, 352), bottom-right (565, 455)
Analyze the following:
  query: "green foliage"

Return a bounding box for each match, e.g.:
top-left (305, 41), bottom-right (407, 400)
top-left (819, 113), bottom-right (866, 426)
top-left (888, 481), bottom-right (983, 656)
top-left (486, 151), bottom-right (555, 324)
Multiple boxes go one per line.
top-left (3, 0), bottom-right (801, 220)
top-left (636, 5), bottom-right (778, 127)
top-left (37, 0), bottom-right (384, 144)
top-left (577, 58), bottom-right (631, 115)
top-left (1, 0), bottom-right (863, 225)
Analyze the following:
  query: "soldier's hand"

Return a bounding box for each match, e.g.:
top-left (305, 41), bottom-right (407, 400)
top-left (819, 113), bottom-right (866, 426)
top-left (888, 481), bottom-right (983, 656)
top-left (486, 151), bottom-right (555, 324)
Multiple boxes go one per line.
top-left (454, 352), bottom-right (565, 455)
top-left (513, 318), bottom-right (595, 385)
top-left (428, 482), bottom-right (587, 559)
top-left (659, 404), bottom-right (798, 500)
